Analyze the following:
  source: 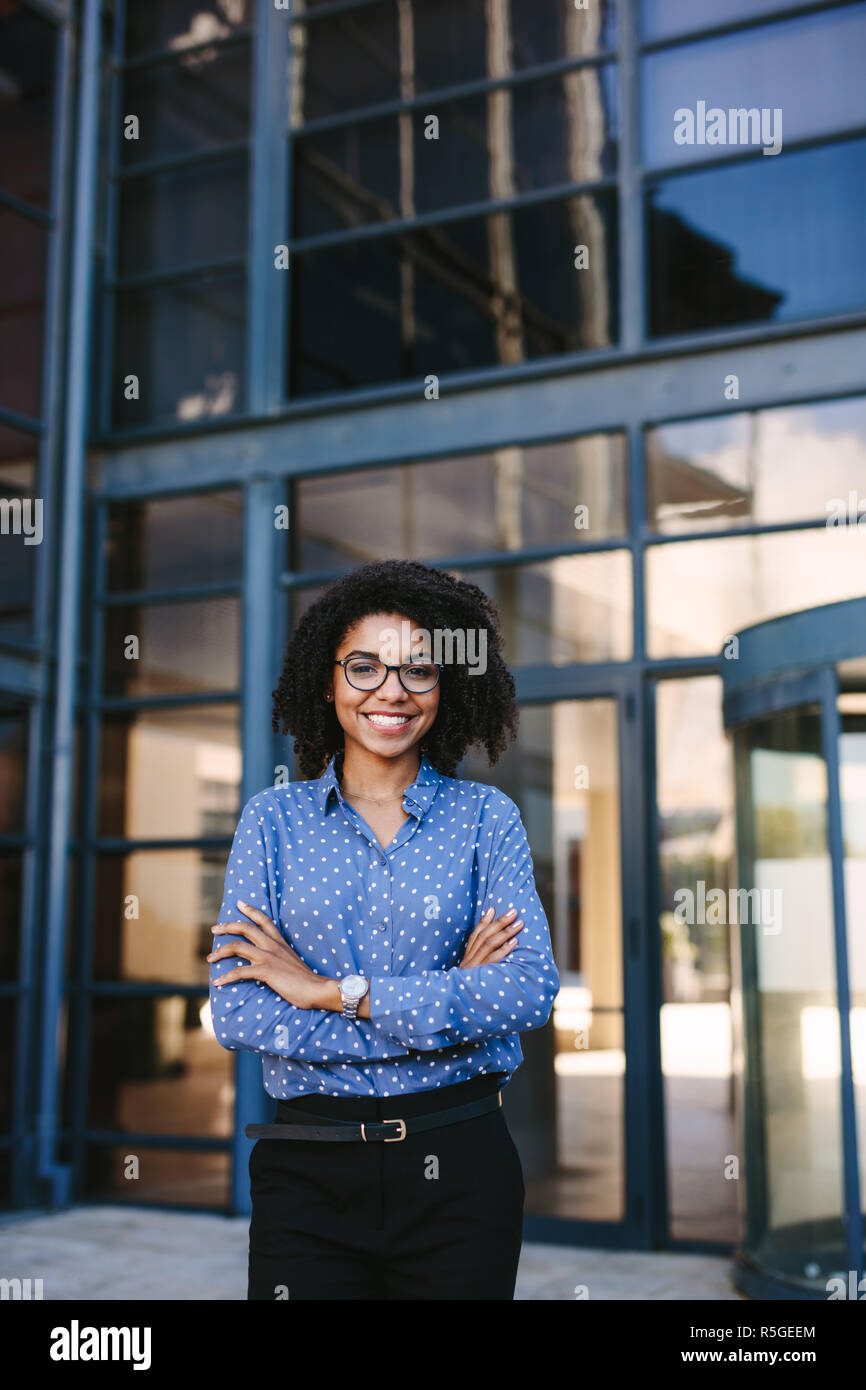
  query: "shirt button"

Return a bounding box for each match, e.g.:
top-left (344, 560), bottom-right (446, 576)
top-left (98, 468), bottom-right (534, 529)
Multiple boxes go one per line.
top-left (378, 923), bottom-right (388, 932)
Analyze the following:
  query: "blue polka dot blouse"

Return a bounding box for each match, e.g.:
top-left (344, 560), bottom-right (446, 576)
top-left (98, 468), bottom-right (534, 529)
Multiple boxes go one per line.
top-left (209, 754), bottom-right (560, 1099)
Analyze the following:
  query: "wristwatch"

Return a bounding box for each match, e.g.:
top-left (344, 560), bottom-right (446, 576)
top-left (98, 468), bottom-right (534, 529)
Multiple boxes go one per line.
top-left (339, 974), bottom-right (369, 1020)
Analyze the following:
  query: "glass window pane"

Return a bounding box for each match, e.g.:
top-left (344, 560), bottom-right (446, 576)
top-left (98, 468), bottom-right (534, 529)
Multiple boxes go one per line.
top-left (646, 528), bottom-right (866, 658)
top-left (0, 852), bottom-right (22, 980)
top-left (83, 1144), bottom-right (230, 1207)
top-left (293, 68), bottom-right (617, 236)
top-left (462, 697), bottom-right (624, 1222)
top-left (117, 157), bottom-right (247, 278)
top-left (106, 490), bottom-right (243, 592)
top-left (290, 192), bottom-right (618, 395)
top-left (642, 0), bottom-right (817, 42)
top-left (93, 848), bottom-right (229, 984)
top-left (0, 4), bottom-right (56, 209)
top-left (98, 704), bottom-right (241, 840)
top-left (121, 47), bottom-right (251, 165)
top-left (103, 597), bottom-right (241, 697)
top-left (0, 433), bottom-right (39, 637)
top-left (647, 138), bottom-right (866, 336)
top-left (0, 703), bottom-right (28, 834)
top-left (738, 706), bottom-right (847, 1283)
top-left (455, 552), bottom-right (633, 664)
top-left (290, 2), bottom-right (400, 125)
top-left (656, 676), bottom-right (737, 1241)
top-left (112, 273), bottom-right (246, 428)
top-left (124, 0), bottom-right (252, 57)
top-left (838, 697), bottom-right (866, 1215)
top-left (643, 7), bottom-right (866, 169)
top-left (0, 207), bottom-right (47, 419)
top-left (86, 995), bottom-right (233, 1137)
top-left (294, 434), bottom-right (627, 570)
top-left (647, 397), bottom-right (866, 534)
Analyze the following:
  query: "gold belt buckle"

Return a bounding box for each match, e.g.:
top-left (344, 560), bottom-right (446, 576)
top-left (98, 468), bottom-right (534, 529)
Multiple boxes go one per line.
top-left (360, 1118), bottom-right (406, 1142)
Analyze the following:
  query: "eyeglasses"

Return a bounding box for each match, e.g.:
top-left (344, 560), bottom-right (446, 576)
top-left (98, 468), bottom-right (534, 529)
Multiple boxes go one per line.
top-left (335, 657), bottom-right (442, 693)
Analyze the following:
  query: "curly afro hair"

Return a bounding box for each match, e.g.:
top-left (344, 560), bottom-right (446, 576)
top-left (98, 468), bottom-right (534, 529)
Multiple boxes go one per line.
top-left (273, 559), bottom-right (518, 780)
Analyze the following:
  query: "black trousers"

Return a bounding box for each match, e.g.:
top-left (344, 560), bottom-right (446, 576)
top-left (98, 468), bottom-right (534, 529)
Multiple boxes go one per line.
top-left (247, 1073), bottom-right (525, 1301)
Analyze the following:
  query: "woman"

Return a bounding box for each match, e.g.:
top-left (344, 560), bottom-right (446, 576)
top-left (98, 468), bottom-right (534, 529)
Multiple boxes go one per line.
top-left (207, 559), bottom-right (559, 1300)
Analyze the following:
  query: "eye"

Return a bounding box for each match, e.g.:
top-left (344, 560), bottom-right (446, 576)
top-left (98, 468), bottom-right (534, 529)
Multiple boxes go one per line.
top-left (406, 664), bottom-right (435, 677)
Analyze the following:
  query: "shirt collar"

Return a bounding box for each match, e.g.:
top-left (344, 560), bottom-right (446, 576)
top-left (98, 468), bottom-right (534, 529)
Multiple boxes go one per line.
top-left (316, 752), bottom-right (441, 819)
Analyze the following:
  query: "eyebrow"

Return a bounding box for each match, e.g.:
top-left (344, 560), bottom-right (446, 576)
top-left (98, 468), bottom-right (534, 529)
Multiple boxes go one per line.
top-left (342, 649), bottom-right (433, 660)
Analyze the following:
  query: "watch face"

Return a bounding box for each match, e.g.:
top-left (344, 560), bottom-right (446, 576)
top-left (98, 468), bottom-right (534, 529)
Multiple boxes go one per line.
top-left (342, 975), bottom-right (367, 999)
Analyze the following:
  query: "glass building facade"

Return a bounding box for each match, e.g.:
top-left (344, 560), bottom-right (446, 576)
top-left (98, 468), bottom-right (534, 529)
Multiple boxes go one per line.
top-left (1, 0), bottom-right (864, 1295)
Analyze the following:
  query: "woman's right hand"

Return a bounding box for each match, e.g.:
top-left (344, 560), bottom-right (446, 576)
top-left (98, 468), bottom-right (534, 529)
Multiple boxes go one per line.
top-left (458, 907), bottom-right (524, 969)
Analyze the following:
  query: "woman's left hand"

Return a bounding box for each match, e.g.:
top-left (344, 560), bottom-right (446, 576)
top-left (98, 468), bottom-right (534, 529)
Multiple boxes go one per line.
top-left (208, 901), bottom-right (328, 1010)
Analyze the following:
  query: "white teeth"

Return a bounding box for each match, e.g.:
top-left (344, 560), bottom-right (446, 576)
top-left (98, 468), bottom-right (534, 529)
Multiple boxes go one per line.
top-left (366, 713), bottom-right (413, 726)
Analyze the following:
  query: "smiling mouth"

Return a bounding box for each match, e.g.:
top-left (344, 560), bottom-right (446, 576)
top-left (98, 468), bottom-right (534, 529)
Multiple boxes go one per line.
top-left (363, 712), bottom-right (418, 729)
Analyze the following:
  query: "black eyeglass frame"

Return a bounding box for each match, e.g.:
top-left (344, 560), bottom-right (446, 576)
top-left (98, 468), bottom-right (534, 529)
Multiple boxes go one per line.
top-left (334, 657), bottom-right (443, 693)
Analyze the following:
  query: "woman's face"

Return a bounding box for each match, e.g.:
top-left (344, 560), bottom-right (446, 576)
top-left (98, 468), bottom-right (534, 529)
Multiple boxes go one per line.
top-left (328, 611), bottom-right (440, 762)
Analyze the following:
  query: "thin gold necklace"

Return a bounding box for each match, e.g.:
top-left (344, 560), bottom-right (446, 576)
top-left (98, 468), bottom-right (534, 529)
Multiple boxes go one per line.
top-left (340, 784), bottom-right (407, 805)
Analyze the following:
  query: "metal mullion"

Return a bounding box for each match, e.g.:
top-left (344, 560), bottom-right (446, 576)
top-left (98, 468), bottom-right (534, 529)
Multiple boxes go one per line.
top-left (639, 0), bottom-right (860, 53)
top-left (114, 140), bottom-right (249, 183)
top-left (0, 405), bottom-right (43, 435)
top-left (644, 124), bottom-right (866, 185)
top-left (619, 0), bottom-right (642, 354)
top-left (293, 52), bottom-right (619, 139)
top-left (69, 499), bottom-right (107, 1200)
top-left (0, 189), bottom-right (53, 225)
top-left (97, 0), bottom-right (125, 437)
top-left (119, 29), bottom-right (253, 74)
top-left (99, 581), bottom-right (242, 606)
top-left (819, 665), bottom-right (865, 1287)
top-left (109, 255), bottom-right (247, 294)
top-left (643, 516), bottom-right (841, 547)
top-left (89, 837), bottom-right (234, 854)
top-left (95, 692), bottom-right (242, 714)
top-left (288, 176), bottom-right (617, 254)
top-left (280, 536), bottom-right (632, 590)
top-left (627, 422), bottom-right (647, 664)
top-left (248, 0), bottom-right (290, 415)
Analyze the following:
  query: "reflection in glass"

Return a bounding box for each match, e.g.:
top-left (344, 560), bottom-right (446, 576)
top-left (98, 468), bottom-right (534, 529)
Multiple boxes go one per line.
top-left (93, 848), bottom-right (229, 984)
top-left (103, 597), bottom-right (240, 697)
top-left (294, 435), bottom-right (627, 570)
top-left (0, 208), bottom-right (47, 419)
top-left (118, 159), bottom-right (248, 278)
top-left (121, 48), bottom-right (251, 166)
top-left (86, 995), bottom-right (233, 1137)
top-left (98, 704), bottom-right (240, 840)
top-left (647, 396), bottom-right (866, 534)
top-left (646, 527), bottom-right (866, 658)
top-left (463, 698), bottom-right (624, 1222)
top-left (123, 0), bottom-right (252, 57)
top-left (291, 0), bottom-right (617, 125)
top-left (736, 707), bottom-right (847, 1285)
top-left (106, 490), bottom-right (243, 593)
top-left (290, 192), bottom-right (617, 395)
top-left (457, 554), bottom-right (632, 666)
top-left (0, 3), bottom-right (56, 208)
top-left (0, 705), bottom-right (27, 834)
top-left (838, 696), bottom-right (866, 1218)
top-left (112, 274), bottom-right (246, 428)
top-left (656, 677), bottom-right (737, 1241)
top-left (643, 7), bottom-right (866, 169)
top-left (294, 69), bottom-right (617, 235)
top-left (647, 138), bottom-right (866, 336)
top-left (84, 1144), bottom-right (230, 1208)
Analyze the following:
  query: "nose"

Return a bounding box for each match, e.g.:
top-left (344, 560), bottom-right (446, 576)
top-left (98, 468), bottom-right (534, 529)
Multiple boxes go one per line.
top-left (378, 668), bottom-right (409, 699)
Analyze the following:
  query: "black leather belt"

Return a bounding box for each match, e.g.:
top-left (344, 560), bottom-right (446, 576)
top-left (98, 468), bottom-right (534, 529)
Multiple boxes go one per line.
top-left (245, 1089), bottom-right (502, 1143)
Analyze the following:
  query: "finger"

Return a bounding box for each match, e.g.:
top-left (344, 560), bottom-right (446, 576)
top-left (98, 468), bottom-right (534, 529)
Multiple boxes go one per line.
top-left (473, 909), bottom-right (519, 944)
top-left (207, 942), bottom-right (259, 964)
top-left (488, 919), bottom-right (524, 945)
top-left (235, 900), bottom-right (284, 942)
top-left (211, 919), bottom-right (271, 948)
top-left (485, 938), bottom-right (521, 963)
top-left (212, 964), bottom-right (268, 987)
